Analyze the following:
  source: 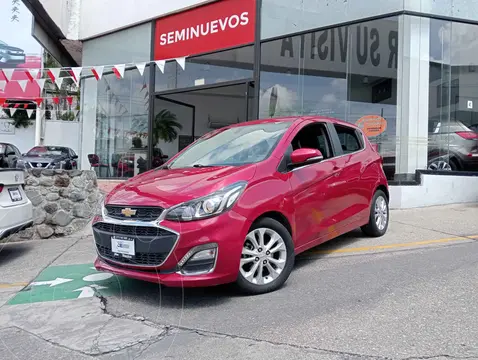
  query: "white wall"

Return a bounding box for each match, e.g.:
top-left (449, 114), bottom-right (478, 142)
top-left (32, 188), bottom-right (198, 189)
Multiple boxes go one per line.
top-left (0, 125), bottom-right (35, 154)
top-left (390, 174), bottom-right (478, 209)
top-left (43, 120), bottom-right (81, 154)
top-left (79, 0), bottom-right (213, 40)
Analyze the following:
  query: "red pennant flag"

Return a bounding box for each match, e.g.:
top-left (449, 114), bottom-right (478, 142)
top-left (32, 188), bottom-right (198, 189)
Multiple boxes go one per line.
top-left (14, 103), bottom-right (20, 108)
top-left (0, 98), bottom-right (5, 107)
top-left (34, 98), bottom-right (43, 106)
top-left (66, 96), bottom-right (73, 105)
top-left (52, 97), bottom-right (60, 104)
top-left (48, 68), bottom-right (61, 82)
top-left (23, 104), bottom-right (29, 109)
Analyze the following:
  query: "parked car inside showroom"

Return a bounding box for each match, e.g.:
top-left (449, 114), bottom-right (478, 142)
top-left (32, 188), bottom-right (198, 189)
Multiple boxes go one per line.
top-left (0, 169), bottom-right (33, 239)
top-left (93, 116), bottom-right (389, 294)
top-left (16, 146), bottom-right (79, 170)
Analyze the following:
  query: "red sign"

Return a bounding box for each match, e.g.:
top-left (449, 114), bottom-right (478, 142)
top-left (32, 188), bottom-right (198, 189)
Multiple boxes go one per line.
top-left (154, 0), bottom-right (256, 60)
top-left (0, 55), bottom-right (42, 100)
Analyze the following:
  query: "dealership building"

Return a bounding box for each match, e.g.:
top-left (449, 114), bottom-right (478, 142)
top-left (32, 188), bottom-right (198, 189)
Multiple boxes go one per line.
top-left (24, 0), bottom-right (478, 208)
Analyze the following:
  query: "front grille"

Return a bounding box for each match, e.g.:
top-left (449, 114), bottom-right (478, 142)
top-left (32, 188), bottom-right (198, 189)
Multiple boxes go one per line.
top-left (97, 244), bottom-right (168, 266)
top-left (105, 205), bottom-right (163, 221)
top-left (29, 162), bottom-right (49, 168)
top-left (93, 222), bottom-right (172, 237)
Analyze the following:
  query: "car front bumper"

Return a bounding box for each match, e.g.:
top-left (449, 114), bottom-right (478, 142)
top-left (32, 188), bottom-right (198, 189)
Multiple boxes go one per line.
top-left (93, 210), bottom-right (252, 287)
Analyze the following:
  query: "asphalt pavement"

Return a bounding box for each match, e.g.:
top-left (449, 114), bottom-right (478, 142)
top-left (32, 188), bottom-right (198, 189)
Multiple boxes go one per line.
top-left (1, 204), bottom-right (478, 359)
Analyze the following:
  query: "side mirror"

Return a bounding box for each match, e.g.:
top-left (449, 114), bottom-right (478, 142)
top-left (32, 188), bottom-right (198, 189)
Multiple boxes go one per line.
top-left (162, 155), bottom-right (169, 159)
top-left (21, 153), bottom-right (26, 157)
top-left (290, 148), bottom-right (323, 167)
top-left (72, 155), bottom-right (79, 159)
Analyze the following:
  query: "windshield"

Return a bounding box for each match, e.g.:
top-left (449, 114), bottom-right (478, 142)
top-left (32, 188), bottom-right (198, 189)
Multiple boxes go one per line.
top-left (27, 146), bottom-right (67, 157)
top-left (167, 122), bottom-right (291, 169)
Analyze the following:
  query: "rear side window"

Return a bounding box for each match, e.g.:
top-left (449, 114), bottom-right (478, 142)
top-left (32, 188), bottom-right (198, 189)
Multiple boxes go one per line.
top-left (334, 125), bottom-right (363, 154)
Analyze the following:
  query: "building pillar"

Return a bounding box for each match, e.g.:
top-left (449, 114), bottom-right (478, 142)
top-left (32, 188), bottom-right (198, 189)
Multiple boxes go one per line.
top-left (79, 77), bottom-right (97, 170)
top-left (395, 15), bottom-right (430, 179)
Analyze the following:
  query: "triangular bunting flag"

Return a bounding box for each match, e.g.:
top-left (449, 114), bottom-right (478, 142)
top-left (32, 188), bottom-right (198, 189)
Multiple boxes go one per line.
top-left (55, 77), bottom-right (64, 89)
top-left (155, 60), bottom-right (165, 73)
top-left (0, 98), bottom-right (6, 107)
top-left (66, 96), bottom-right (73, 105)
top-left (23, 104), bottom-right (29, 109)
top-left (35, 78), bottom-right (46, 92)
top-left (9, 108), bottom-right (17, 117)
top-left (52, 97), bottom-right (60, 105)
top-left (1, 69), bottom-right (14, 82)
top-left (27, 69), bottom-right (40, 81)
top-left (17, 80), bottom-right (28, 92)
top-left (0, 80), bottom-right (5, 91)
top-left (34, 98), bottom-right (43, 106)
top-left (91, 66), bottom-right (104, 81)
top-left (113, 64), bottom-right (125, 79)
top-left (26, 109), bottom-right (34, 118)
top-left (13, 103), bottom-right (20, 108)
top-left (47, 68), bottom-right (61, 82)
top-left (136, 62), bottom-right (147, 76)
top-left (175, 57), bottom-right (186, 70)
top-left (70, 67), bottom-right (82, 83)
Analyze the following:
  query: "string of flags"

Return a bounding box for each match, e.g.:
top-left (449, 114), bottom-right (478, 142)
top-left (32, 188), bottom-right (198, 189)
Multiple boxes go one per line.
top-left (0, 56), bottom-right (188, 95)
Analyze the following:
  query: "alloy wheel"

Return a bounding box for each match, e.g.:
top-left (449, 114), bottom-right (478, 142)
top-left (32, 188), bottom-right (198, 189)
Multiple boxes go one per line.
top-left (240, 228), bottom-right (287, 286)
top-left (428, 160), bottom-right (452, 171)
top-left (374, 196), bottom-right (388, 231)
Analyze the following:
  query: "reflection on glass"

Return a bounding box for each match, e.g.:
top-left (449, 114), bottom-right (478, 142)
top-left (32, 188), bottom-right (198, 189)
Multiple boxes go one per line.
top-left (259, 17), bottom-right (399, 180)
top-left (428, 20), bottom-right (478, 173)
top-left (155, 46), bottom-right (254, 92)
top-left (93, 67), bottom-right (150, 178)
top-left (167, 122), bottom-right (291, 169)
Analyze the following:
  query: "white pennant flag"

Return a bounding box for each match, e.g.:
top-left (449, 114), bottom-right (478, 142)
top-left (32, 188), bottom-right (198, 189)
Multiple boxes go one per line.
top-left (70, 67), bottom-right (82, 83)
top-left (35, 78), bottom-right (46, 92)
top-left (92, 66), bottom-right (104, 80)
top-left (0, 80), bottom-right (5, 91)
top-left (155, 60), bottom-right (165, 73)
top-left (17, 80), bottom-right (28, 92)
top-left (28, 69), bottom-right (40, 80)
top-left (9, 108), bottom-right (17, 117)
top-left (175, 57), bottom-right (186, 70)
top-left (113, 64), bottom-right (125, 78)
top-left (136, 62), bottom-right (147, 76)
top-left (2, 68), bottom-right (14, 81)
top-left (26, 109), bottom-right (34, 118)
top-left (48, 68), bottom-right (61, 82)
top-left (55, 77), bottom-right (64, 89)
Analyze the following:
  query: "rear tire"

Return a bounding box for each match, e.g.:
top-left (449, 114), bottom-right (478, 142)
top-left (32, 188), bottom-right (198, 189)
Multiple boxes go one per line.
top-left (236, 218), bottom-right (295, 295)
top-left (361, 190), bottom-right (389, 237)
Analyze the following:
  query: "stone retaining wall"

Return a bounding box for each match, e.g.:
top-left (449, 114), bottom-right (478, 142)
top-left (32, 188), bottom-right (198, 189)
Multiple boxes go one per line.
top-left (5, 169), bottom-right (103, 242)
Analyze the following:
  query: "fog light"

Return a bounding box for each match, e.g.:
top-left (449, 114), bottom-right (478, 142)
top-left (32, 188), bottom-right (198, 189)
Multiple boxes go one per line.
top-left (178, 244), bottom-right (218, 275)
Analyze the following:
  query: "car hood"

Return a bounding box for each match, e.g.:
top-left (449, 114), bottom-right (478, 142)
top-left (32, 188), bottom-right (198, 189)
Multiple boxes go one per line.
top-left (22, 155), bottom-right (66, 163)
top-left (106, 164), bottom-right (257, 208)
top-left (0, 44), bottom-right (23, 52)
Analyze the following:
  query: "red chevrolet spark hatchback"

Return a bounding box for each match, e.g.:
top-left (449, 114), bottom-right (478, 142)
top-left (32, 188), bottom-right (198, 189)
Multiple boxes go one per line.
top-left (93, 116), bottom-right (389, 294)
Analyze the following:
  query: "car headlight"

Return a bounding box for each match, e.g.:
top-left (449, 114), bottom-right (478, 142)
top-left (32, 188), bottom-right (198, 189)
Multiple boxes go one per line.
top-left (164, 181), bottom-right (247, 222)
top-left (0, 49), bottom-right (6, 54)
top-left (16, 159), bottom-right (25, 168)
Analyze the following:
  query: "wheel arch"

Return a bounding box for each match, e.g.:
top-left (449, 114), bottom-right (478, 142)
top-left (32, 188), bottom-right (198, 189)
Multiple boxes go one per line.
top-left (252, 211), bottom-right (293, 238)
top-left (376, 184), bottom-right (389, 202)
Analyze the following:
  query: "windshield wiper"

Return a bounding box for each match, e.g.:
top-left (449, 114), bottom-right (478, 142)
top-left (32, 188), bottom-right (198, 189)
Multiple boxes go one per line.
top-left (192, 164), bottom-right (214, 168)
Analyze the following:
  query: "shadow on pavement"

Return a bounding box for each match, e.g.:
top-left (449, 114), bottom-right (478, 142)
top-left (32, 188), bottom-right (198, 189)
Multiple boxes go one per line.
top-left (0, 242), bottom-right (32, 266)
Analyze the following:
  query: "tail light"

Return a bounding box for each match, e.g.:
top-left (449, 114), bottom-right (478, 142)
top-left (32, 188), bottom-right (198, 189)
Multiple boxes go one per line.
top-left (456, 131), bottom-right (478, 140)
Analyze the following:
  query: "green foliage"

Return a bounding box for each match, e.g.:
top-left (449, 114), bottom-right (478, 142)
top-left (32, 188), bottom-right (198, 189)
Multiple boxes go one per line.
top-left (2, 108), bottom-right (34, 128)
top-left (152, 109), bottom-right (183, 145)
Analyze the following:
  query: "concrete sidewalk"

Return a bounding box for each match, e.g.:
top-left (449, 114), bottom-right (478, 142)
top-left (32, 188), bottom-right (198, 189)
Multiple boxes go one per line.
top-left (1, 203), bottom-right (478, 359)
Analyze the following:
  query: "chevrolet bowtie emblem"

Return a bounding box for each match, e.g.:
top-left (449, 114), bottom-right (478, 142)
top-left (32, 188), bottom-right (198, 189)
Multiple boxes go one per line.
top-left (121, 208), bottom-right (137, 217)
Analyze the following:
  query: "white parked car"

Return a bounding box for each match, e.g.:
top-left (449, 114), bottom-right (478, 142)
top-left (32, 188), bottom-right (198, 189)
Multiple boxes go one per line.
top-left (0, 169), bottom-right (33, 239)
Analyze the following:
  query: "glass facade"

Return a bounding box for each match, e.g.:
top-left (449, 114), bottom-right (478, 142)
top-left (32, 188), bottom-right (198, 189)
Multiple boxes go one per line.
top-left (80, 3), bottom-right (478, 184)
top-left (259, 17), bottom-right (399, 180)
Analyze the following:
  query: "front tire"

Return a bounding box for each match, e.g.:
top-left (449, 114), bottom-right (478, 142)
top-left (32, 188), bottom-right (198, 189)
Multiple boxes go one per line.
top-left (236, 218), bottom-right (295, 295)
top-left (361, 190), bottom-right (389, 237)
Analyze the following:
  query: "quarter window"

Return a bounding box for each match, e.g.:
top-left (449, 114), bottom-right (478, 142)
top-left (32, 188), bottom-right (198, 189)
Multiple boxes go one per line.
top-left (334, 125), bottom-right (363, 154)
